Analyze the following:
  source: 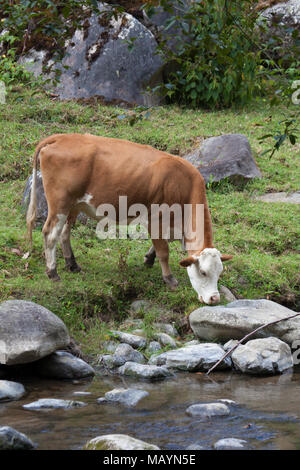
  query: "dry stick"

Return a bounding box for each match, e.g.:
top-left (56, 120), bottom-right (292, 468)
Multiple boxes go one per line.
top-left (206, 311), bottom-right (300, 376)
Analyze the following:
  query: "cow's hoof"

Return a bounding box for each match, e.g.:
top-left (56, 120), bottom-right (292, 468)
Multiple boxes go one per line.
top-left (144, 255), bottom-right (155, 267)
top-left (65, 254), bottom-right (81, 273)
top-left (46, 269), bottom-right (61, 282)
top-left (163, 275), bottom-right (178, 290)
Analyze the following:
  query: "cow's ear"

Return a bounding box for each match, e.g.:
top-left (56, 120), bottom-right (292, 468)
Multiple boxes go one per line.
top-left (179, 256), bottom-right (198, 268)
top-left (220, 254), bottom-right (233, 262)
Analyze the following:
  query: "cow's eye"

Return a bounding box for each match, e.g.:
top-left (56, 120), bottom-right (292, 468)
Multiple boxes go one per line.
top-left (200, 270), bottom-right (206, 276)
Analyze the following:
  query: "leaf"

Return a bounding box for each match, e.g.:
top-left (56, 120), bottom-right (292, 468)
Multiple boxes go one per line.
top-left (22, 251), bottom-right (30, 259)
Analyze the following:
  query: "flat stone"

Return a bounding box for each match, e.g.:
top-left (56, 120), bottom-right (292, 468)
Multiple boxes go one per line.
top-left (154, 323), bottom-right (178, 337)
top-left (98, 388), bottom-right (149, 407)
top-left (0, 300), bottom-right (70, 365)
top-left (83, 434), bottom-right (160, 450)
top-left (34, 351), bottom-right (95, 379)
top-left (149, 343), bottom-right (231, 371)
top-left (219, 285), bottom-right (237, 302)
top-left (186, 402), bottom-right (230, 418)
top-left (190, 299), bottom-right (300, 346)
top-left (231, 337), bottom-right (293, 375)
top-left (255, 192), bottom-right (300, 204)
top-left (0, 380), bottom-right (25, 402)
top-left (110, 331), bottom-right (147, 349)
top-left (214, 438), bottom-right (247, 450)
top-left (0, 426), bottom-right (35, 450)
top-left (117, 361), bottom-right (172, 379)
top-left (148, 341), bottom-right (162, 353)
top-left (23, 398), bottom-right (87, 410)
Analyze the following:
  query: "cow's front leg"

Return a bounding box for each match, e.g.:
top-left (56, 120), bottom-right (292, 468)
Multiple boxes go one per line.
top-left (152, 239), bottom-right (178, 290)
top-left (144, 244), bottom-right (156, 267)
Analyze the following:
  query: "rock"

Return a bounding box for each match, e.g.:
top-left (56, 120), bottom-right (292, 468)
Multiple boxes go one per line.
top-left (23, 398), bottom-right (87, 410)
top-left (186, 402), bottom-right (230, 418)
top-left (214, 438), bottom-right (247, 450)
top-left (189, 299), bottom-right (300, 346)
top-left (148, 341), bottom-right (162, 353)
top-left (0, 426), bottom-right (35, 450)
top-left (83, 434), bottom-right (160, 450)
top-left (223, 339), bottom-right (240, 352)
top-left (184, 340), bottom-right (200, 346)
top-left (117, 361), bottom-right (172, 379)
top-left (259, 0), bottom-right (300, 58)
top-left (20, 4), bottom-right (163, 106)
top-left (149, 343), bottom-right (231, 371)
top-left (102, 340), bottom-right (119, 353)
top-left (73, 391), bottom-right (91, 396)
top-left (34, 351), bottom-right (95, 379)
top-left (0, 300), bottom-right (70, 365)
top-left (0, 380), bottom-right (26, 402)
top-left (154, 332), bottom-right (177, 348)
top-left (218, 399), bottom-right (237, 405)
top-left (97, 387), bottom-right (149, 407)
top-left (154, 323), bottom-right (178, 337)
top-left (255, 191), bottom-right (300, 204)
top-left (130, 300), bottom-right (151, 313)
top-left (100, 343), bottom-right (145, 368)
top-left (231, 337), bottom-right (293, 375)
top-left (110, 331), bottom-right (147, 349)
top-left (183, 134), bottom-right (261, 183)
top-left (220, 285), bottom-right (237, 302)
top-left (186, 443), bottom-right (205, 450)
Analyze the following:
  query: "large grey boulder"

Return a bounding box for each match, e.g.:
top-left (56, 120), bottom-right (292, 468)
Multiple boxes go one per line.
top-left (149, 343), bottom-right (231, 371)
top-left (0, 300), bottom-right (70, 365)
top-left (0, 380), bottom-right (26, 402)
top-left (0, 427), bottom-right (35, 450)
top-left (84, 434), bottom-right (160, 450)
top-left (231, 337), bottom-right (293, 375)
top-left (183, 134), bottom-right (261, 183)
top-left (34, 351), bottom-right (95, 379)
top-left (20, 3), bottom-right (163, 106)
top-left (189, 299), bottom-right (300, 346)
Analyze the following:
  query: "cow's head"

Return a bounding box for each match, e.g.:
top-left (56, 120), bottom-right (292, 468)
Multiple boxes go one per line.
top-left (180, 248), bottom-right (233, 304)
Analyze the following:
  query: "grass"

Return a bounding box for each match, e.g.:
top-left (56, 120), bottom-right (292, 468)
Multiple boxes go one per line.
top-left (0, 88), bottom-right (299, 356)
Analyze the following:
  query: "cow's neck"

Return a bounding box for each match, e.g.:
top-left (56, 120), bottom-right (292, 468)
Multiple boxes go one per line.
top-left (187, 199), bottom-right (214, 255)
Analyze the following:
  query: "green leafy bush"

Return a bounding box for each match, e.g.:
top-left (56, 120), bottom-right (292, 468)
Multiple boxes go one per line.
top-left (152, 0), bottom-right (260, 108)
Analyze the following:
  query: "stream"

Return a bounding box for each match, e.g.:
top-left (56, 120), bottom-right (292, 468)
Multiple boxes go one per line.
top-left (1, 369), bottom-right (300, 450)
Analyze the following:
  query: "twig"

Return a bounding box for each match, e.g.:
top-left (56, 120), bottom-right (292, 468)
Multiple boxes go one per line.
top-left (206, 311), bottom-right (300, 375)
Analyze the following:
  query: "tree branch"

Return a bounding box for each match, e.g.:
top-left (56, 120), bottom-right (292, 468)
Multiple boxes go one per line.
top-left (206, 311), bottom-right (300, 375)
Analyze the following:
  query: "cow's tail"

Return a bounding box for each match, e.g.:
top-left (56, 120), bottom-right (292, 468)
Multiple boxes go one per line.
top-left (26, 146), bottom-right (40, 250)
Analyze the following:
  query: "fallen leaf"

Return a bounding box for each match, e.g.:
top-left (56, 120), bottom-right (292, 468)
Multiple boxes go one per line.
top-left (11, 248), bottom-right (22, 256)
top-left (22, 251), bottom-right (30, 259)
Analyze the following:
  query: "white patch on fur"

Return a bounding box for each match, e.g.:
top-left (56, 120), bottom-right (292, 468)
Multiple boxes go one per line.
top-left (187, 248), bottom-right (223, 304)
top-left (76, 193), bottom-right (98, 219)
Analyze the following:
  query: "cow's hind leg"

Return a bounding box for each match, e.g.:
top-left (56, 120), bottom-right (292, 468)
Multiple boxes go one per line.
top-left (151, 239), bottom-right (178, 290)
top-left (43, 212), bottom-right (67, 281)
top-left (60, 210), bottom-right (81, 273)
top-left (144, 245), bottom-right (156, 267)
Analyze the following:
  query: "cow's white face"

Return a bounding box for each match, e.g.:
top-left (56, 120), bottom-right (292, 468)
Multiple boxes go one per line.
top-left (180, 248), bottom-right (233, 304)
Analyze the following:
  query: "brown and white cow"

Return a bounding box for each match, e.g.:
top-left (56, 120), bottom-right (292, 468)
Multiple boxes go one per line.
top-left (26, 133), bottom-right (232, 304)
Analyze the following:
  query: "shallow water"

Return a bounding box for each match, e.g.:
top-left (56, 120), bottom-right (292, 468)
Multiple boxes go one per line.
top-left (1, 369), bottom-right (300, 450)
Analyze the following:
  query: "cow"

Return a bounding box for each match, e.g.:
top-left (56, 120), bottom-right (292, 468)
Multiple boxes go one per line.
top-left (26, 133), bottom-right (232, 305)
